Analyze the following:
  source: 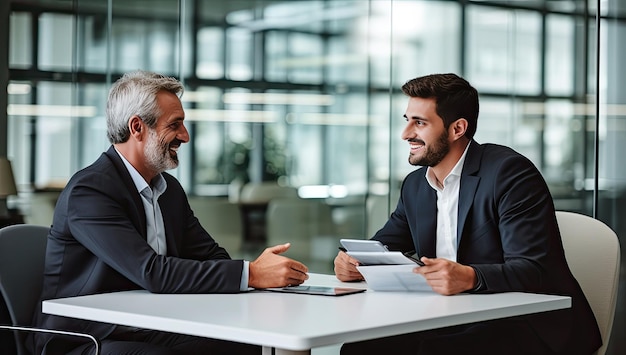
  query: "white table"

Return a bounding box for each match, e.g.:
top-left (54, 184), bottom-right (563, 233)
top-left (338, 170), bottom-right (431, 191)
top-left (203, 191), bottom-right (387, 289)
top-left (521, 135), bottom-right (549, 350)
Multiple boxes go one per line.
top-left (42, 273), bottom-right (571, 355)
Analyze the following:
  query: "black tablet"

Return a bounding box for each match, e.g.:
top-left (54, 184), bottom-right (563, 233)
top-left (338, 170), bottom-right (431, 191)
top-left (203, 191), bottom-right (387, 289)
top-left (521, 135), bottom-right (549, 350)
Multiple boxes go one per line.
top-left (339, 239), bottom-right (388, 252)
top-left (264, 285), bottom-right (366, 296)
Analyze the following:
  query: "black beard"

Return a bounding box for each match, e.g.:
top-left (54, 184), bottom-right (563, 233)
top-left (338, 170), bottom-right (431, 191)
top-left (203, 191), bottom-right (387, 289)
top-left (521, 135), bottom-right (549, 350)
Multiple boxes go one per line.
top-left (408, 130), bottom-right (449, 167)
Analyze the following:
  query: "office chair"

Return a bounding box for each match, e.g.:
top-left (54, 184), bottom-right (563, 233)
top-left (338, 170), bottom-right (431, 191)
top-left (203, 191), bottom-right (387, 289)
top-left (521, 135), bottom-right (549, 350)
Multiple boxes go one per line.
top-left (188, 197), bottom-right (243, 256)
top-left (266, 198), bottom-right (335, 263)
top-left (0, 224), bottom-right (100, 355)
top-left (366, 194), bottom-right (389, 237)
top-left (556, 211), bottom-right (621, 355)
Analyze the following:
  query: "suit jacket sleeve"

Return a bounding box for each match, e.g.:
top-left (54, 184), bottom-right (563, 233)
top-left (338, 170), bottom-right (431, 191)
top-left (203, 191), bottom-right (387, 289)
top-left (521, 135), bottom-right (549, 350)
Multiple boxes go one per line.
top-left (62, 154), bottom-right (243, 294)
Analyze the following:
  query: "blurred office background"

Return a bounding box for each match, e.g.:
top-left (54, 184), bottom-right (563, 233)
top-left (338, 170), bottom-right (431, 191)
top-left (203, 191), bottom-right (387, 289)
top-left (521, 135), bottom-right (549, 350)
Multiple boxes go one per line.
top-left (1, 0), bottom-right (625, 353)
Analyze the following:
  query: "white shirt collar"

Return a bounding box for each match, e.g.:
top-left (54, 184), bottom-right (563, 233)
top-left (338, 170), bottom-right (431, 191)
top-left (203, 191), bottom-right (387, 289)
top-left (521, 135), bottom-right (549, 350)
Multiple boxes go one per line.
top-left (425, 141), bottom-right (471, 191)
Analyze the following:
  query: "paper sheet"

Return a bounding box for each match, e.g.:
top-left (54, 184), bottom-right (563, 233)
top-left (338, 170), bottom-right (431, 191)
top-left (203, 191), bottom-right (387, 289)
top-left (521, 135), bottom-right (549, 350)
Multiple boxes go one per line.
top-left (357, 264), bottom-right (434, 292)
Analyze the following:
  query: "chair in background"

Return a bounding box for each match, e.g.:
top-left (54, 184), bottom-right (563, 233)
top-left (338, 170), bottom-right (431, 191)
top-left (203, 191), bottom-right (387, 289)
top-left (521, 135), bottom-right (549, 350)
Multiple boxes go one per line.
top-left (238, 183), bottom-right (299, 248)
top-left (266, 198), bottom-right (335, 266)
top-left (23, 190), bottom-right (61, 227)
top-left (366, 194), bottom-right (390, 237)
top-left (0, 224), bottom-right (100, 355)
top-left (188, 197), bottom-right (243, 257)
top-left (555, 211), bottom-right (621, 355)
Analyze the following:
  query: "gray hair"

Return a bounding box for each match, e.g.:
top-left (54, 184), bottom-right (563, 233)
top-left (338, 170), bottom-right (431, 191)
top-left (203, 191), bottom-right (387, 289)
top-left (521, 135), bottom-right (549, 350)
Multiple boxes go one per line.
top-left (106, 70), bottom-right (184, 144)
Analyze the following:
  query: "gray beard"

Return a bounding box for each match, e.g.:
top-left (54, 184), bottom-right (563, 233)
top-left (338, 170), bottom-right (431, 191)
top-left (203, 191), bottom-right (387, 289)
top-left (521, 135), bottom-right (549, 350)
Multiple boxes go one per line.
top-left (144, 129), bottom-right (178, 174)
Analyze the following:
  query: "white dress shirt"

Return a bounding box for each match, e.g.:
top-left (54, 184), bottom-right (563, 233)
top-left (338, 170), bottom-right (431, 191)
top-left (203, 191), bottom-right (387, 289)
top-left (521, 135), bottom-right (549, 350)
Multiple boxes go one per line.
top-left (425, 143), bottom-right (471, 262)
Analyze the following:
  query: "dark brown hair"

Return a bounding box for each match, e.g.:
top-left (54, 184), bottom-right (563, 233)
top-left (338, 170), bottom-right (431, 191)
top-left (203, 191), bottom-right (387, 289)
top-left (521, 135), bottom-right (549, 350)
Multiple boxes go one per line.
top-left (401, 73), bottom-right (479, 139)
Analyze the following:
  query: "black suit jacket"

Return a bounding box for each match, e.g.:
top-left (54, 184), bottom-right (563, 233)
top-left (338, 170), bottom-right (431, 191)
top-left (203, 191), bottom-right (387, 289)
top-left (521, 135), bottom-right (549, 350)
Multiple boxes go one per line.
top-left (373, 141), bottom-right (601, 354)
top-left (30, 146), bottom-right (244, 353)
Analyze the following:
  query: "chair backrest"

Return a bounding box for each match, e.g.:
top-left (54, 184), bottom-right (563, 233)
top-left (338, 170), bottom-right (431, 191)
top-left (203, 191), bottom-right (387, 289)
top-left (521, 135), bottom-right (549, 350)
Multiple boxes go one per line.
top-left (188, 197), bottom-right (243, 256)
top-left (24, 191), bottom-right (60, 227)
top-left (555, 211), bottom-right (620, 355)
top-left (266, 198), bottom-right (334, 262)
top-left (366, 194), bottom-right (389, 237)
top-left (0, 224), bottom-right (49, 355)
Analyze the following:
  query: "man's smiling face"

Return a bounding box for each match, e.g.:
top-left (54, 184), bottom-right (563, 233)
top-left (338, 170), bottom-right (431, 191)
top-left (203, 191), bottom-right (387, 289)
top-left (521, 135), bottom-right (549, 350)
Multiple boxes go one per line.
top-left (143, 90), bottom-right (189, 174)
top-left (401, 97), bottom-right (450, 167)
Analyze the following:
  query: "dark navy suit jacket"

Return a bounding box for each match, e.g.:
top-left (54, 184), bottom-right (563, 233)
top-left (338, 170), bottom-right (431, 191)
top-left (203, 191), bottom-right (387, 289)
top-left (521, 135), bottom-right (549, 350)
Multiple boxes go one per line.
top-left (30, 146), bottom-right (244, 353)
top-left (373, 141), bottom-right (601, 354)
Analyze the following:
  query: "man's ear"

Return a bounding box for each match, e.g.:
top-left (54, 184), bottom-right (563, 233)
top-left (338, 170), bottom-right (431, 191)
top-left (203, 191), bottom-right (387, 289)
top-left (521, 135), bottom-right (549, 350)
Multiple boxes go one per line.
top-left (129, 116), bottom-right (144, 139)
top-left (450, 118), bottom-right (468, 141)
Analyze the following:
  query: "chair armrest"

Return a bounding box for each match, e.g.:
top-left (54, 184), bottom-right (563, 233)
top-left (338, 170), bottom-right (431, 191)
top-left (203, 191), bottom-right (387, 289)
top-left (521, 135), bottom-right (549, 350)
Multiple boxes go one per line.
top-left (0, 324), bottom-right (100, 355)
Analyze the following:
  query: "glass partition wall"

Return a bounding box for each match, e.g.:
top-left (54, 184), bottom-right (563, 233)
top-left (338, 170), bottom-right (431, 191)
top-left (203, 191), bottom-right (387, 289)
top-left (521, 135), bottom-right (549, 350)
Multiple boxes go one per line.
top-left (4, 1), bottom-right (626, 353)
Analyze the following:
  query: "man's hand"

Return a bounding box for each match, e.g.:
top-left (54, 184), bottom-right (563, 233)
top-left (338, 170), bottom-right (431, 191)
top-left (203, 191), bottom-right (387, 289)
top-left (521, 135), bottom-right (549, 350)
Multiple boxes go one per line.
top-left (248, 243), bottom-right (309, 289)
top-left (412, 257), bottom-right (477, 295)
top-left (334, 250), bottom-right (364, 282)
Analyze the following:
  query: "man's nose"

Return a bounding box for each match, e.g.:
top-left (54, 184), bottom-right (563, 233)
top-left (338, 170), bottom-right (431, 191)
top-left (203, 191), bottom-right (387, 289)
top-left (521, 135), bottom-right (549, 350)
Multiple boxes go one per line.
top-left (401, 122), bottom-right (414, 140)
top-left (178, 124), bottom-right (190, 143)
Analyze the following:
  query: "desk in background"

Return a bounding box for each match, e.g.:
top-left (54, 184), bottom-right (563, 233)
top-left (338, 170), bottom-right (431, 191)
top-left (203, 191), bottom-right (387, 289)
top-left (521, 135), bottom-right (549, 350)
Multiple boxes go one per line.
top-left (42, 273), bottom-right (571, 355)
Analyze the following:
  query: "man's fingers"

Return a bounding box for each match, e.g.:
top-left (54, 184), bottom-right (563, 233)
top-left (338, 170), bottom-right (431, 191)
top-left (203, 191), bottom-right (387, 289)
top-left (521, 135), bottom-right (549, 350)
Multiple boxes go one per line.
top-left (289, 270), bottom-right (309, 282)
top-left (290, 261), bottom-right (309, 275)
top-left (335, 263), bottom-right (364, 281)
top-left (420, 256), bottom-right (435, 265)
top-left (338, 250), bottom-right (360, 266)
top-left (266, 242), bottom-right (291, 254)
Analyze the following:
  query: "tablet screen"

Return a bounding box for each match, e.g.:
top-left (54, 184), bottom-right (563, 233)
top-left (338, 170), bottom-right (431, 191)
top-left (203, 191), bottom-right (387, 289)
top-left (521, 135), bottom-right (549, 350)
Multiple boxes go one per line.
top-left (340, 239), bottom-right (388, 252)
top-left (264, 285), bottom-right (366, 296)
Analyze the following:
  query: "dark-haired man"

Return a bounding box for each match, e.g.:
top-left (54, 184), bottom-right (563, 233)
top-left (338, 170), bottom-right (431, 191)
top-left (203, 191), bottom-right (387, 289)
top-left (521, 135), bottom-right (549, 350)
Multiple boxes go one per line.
top-left (335, 73), bottom-right (601, 355)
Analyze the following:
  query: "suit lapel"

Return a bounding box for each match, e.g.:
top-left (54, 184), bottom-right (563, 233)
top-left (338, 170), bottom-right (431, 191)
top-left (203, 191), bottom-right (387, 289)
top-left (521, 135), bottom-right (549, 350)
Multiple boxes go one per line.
top-left (104, 146), bottom-right (148, 240)
top-left (158, 190), bottom-right (181, 256)
top-left (457, 141), bottom-right (482, 246)
top-left (415, 182), bottom-right (437, 258)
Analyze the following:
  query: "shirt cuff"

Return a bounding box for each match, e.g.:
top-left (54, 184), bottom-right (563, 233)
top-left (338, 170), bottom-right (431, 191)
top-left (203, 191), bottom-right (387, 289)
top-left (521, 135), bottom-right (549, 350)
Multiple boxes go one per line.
top-left (240, 260), bottom-right (250, 291)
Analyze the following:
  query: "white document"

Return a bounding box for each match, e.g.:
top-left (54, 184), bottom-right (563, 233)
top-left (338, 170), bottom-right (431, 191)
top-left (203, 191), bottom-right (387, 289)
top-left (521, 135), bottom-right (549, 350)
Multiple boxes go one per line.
top-left (347, 251), bottom-right (415, 266)
top-left (357, 264), bottom-right (434, 292)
